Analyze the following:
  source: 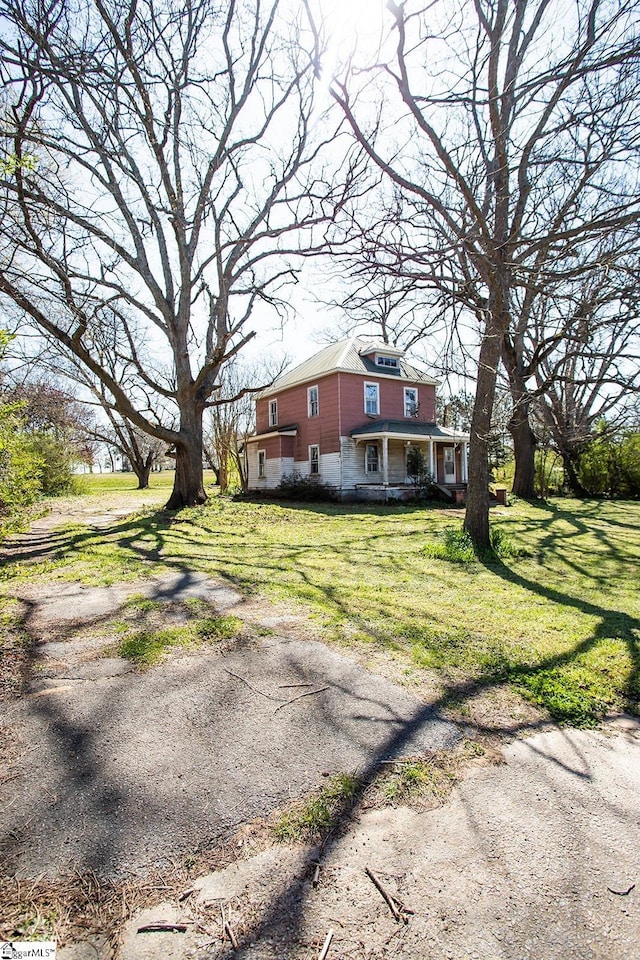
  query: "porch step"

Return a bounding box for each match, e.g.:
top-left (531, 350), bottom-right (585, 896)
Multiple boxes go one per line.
top-left (435, 483), bottom-right (467, 503)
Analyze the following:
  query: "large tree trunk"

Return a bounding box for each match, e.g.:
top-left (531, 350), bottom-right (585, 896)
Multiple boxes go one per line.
top-left (464, 321), bottom-right (504, 548)
top-left (132, 459), bottom-right (152, 490)
top-left (561, 448), bottom-right (588, 498)
top-left (502, 338), bottom-right (537, 498)
top-left (165, 409), bottom-right (208, 510)
top-left (509, 406), bottom-right (537, 498)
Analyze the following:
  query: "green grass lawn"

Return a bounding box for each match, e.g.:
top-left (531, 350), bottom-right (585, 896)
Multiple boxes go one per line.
top-left (3, 479), bottom-right (639, 727)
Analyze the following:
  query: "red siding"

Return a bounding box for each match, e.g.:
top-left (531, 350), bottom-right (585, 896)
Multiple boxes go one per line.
top-left (337, 373), bottom-right (436, 433)
top-left (255, 370), bottom-right (437, 456)
top-left (255, 373), bottom-right (341, 456)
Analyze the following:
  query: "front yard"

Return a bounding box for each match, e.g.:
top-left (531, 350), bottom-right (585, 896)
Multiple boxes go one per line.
top-left (2, 478), bottom-right (638, 728)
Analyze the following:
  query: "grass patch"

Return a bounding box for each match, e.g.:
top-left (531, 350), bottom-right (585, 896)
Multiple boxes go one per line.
top-left (3, 480), bottom-right (639, 727)
top-left (273, 773), bottom-right (360, 842)
top-left (117, 626), bottom-right (194, 665)
top-left (112, 593), bottom-right (243, 667)
top-left (378, 741), bottom-right (487, 806)
top-left (422, 524), bottom-right (528, 563)
top-left (382, 760), bottom-right (454, 803)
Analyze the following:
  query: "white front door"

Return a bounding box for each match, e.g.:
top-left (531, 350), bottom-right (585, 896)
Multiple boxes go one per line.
top-left (444, 447), bottom-right (456, 483)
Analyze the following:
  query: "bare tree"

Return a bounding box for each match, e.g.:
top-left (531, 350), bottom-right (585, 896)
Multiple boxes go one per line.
top-left (94, 416), bottom-right (166, 489)
top-left (202, 358), bottom-right (281, 492)
top-left (319, 0), bottom-right (640, 544)
top-left (502, 226), bottom-right (640, 497)
top-left (533, 292), bottom-right (640, 495)
top-left (0, 0), bottom-right (363, 509)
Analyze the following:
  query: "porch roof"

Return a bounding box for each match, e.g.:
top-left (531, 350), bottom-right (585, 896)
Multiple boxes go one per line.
top-left (245, 424), bottom-right (298, 443)
top-left (351, 420), bottom-right (470, 443)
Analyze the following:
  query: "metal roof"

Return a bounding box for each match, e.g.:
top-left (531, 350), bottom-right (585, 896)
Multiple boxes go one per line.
top-left (351, 420), bottom-right (470, 441)
top-left (259, 338), bottom-right (438, 397)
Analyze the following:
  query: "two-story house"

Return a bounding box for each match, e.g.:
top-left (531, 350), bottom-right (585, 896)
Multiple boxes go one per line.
top-left (246, 337), bottom-right (470, 500)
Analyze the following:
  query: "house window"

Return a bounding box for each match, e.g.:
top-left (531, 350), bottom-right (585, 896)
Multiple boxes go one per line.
top-left (309, 444), bottom-right (320, 475)
top-left (366, 444), bottom-right (379, 473)
top-left (404, 387), bottom-right (418, 418)
top-left (364, 382), bottom-right (379, 416)
top-left (376, 355), bottom-right (399, 368)
top-left (258, 449), bottom-right (266, 479)
top-left (308, 385), bottom-right (319, 417)
top-left (269, 399), bottom-right (278, 427)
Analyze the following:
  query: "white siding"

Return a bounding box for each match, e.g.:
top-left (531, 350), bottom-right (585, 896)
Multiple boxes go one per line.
top-left (291, 452), bottom-right (340, 487)
top-left (341, 437), bottom-right (414, 487)
top-left (340, 437), bottom-right (368, 487)
top-left (247, 447), bottom-right (293, 490)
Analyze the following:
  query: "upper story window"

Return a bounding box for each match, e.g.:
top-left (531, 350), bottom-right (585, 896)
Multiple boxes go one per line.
top-left (404, 387), bottom-right (419, 418)
top-left (376, 354), bottom-right (400, 368)
top-left (269, 399), bottom-right (278, 427)
top-left (364, 381), bottom-right (379, 416)
top-left (308, 384), bottom-right (319, 417)
top-left (309, 444), bottom-right (320, 475)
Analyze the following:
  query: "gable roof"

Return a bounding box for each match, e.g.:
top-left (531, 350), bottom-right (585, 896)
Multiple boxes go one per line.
top-left (260, 338), bottom-right (438, 398)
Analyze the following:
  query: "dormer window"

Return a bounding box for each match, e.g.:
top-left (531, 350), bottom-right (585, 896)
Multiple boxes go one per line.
top-left (376, 354), bottom-right (400, 369)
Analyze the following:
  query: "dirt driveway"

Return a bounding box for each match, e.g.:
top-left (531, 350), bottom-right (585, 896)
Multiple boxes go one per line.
top-left (1, 494), bottom-right (638, 959)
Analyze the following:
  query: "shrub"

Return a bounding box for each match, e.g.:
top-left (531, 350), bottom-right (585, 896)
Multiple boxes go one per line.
top-left (0, 403), bottom-right (43, 538)
top-left (406, 446), bottom-right (438, 499)
top-left (278, 471), bottom-right (336, 502)
top-left (27, 432), bottom-right (80, 496)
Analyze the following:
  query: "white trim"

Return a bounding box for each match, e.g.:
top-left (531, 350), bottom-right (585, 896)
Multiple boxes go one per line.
top-left (365, 443), bottom-right (380, 474)
top-left (352, 429), bottom-right (470, 444)
top-left (309, 443), bottom-right (320, 475)
top-left (257, 449), bottom-right (266, 479)
top-left (404, 386), bottom-right (418, 418)
top-left (259, 367), bottom-right (438, 398)
top-left (308, 384), bottom-right (319, 417)
top-left (443, 446), bottom-right (456, 483)
top-left (268, 398), bottom-right (278, 427)
top-left (364, 381), bottom-right (380, 416)
top-left (246, 428), bottom-right (297, 443)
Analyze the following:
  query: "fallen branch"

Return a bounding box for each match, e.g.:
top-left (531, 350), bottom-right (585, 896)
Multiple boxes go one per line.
top-left (278, 682), bottom-right (314, 688)
top-left (318, 927), bottom-right (334, 960)
top-left (274, 686), bottom-right (329, 713)
top-left (137, 923), bottom-right (188, 934)
top-left (607, 883), bottom-right (635, 896)
top-left (223, 668), bottom-right (284, 703)
top-left (221, 904), bottom-right (239, 950)
top-left (365, 868), bottom-right (412, 924)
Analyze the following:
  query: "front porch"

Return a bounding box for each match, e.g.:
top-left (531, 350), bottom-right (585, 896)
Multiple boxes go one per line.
top-left (350, 419), bottom-right (470, 492)
top-left (352, 481), bottom-right (467, 503)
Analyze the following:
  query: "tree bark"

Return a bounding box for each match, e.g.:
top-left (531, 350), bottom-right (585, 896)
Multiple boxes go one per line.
top-left (502, 337), bottom-right (537, 499)
top-left (464, 322), bottom-right (504, 548)
top-left (165, 409), bottom-right (208, 510)
top-left (561, 449), bottom-right (588, 498)
top-left (509, 406), bottom-right (537, 498)
top-left (132, 460), bottom-right (152, 490)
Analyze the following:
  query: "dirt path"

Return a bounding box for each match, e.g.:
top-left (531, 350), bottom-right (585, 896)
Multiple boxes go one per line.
top-left (1, 496), bottom-right (639, 959)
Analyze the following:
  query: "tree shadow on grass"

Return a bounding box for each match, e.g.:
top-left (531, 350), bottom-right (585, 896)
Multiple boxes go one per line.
top-left (2, 498), bottom-right (639, 952)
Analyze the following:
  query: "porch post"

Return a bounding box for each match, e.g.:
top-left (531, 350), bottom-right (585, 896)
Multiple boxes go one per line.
top-left (461, 442), bottom-right (468, 482)
top-left (428, 439), bottom-right (435, 479)
top-left (382, 435), bottom-right (389, 485)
